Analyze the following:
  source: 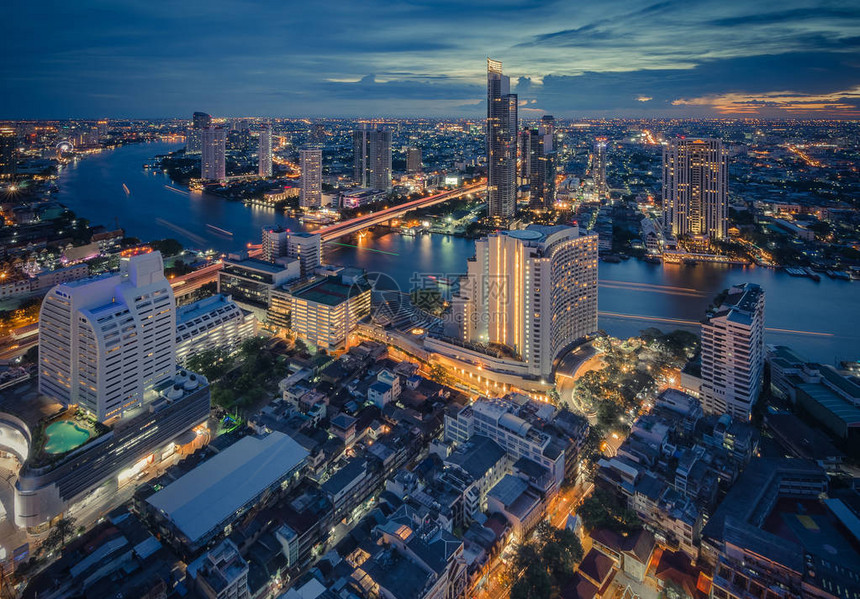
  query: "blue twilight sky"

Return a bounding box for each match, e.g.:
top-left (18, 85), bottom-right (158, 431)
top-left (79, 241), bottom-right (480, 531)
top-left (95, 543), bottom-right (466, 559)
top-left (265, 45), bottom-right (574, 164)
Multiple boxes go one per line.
top-left (1, 0), bottom-right (859, 119)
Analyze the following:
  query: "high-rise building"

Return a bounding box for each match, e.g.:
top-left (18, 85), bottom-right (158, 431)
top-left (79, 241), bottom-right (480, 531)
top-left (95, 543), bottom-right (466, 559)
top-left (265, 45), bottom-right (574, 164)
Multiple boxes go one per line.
top-left (663, 138), bottom-right (728, 240)
top-left (353, 126), bottom-right (392, 190)
top-left (0, 127), bottom-right (16, 177)
top-left (524, 117), bottom-right (557, 209)
top-left (700, 283), bottom-right (765, 420)
top-left (299, 147), bottom-right (322, 207)
top-left (593, 139), bottom-right (608, 198)
top-left (487, 59), bottom-right (518, 219)
top-left (286, 271), bottom-right (371, 350)
top-left (453, 224), bottom-right (598, 379)
top-left (258, 125), bottom-right (272, 178)
top-left (261, 226), bottom-right (321, 277)
top-left (38, 251), bottom-right (176, 423)
top-left (201, 126), bottom-right (226, 181)
top-left (186, 111), bottom-right (212, 154)
top-left (406, 146), bottom-right (422, 173)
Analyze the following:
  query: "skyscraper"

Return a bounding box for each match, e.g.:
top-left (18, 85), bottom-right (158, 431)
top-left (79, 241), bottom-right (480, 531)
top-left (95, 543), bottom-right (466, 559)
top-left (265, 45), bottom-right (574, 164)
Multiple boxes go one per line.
top-left (38, 252), bottom-right (176, 423)
top-left (201, 126), bottom-right (226, 181)
top-left (187, 111), bottom-right (212, 154)
top-left (487, 59), bottom-right (518, 219)
top-left (452, 224), bottom-right (598, 378)
top-left (663, 138), bottom-right (729, 240)
top-left (258, 125), bottom-right (272, 178)
top-left (700, 283), bottom-right (765, 420)
top-left (0, 127), bottom-right (16, 177)
top-left (406, 146), bottom-right (422, 173)
top-left (353, 126), bottom-right (392, 190)
top-left (300, 147), bottom-right (322, 207)
top-left (524, 116), bottom-right (557, 209)
top-left (593, 139), bottom-right (608, 198)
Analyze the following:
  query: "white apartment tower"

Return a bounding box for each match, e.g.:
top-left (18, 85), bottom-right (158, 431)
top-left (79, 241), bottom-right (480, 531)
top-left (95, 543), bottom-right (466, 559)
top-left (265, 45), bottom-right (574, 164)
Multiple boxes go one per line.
top-left (453, 224), bottom-right (598, 379)
top-left (300, 147), bottom-right (322, 207)
top-left (38, 252), bottom-right (176, 423)
top-left (201, 126), bottom-right (226, 181)
top-left (700, 283), bottom-right (765, 420)
top-left (663, 138), bottom-right (728, 240)
top-left (258, 125), bottom-right (272, 178)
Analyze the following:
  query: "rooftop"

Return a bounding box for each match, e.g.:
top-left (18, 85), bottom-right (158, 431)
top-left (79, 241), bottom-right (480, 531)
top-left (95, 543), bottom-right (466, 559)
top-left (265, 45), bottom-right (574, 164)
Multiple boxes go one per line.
top-left (292, 275), bottom-right (370, 307)
top-left (146, 432), bottom-right (308, 544)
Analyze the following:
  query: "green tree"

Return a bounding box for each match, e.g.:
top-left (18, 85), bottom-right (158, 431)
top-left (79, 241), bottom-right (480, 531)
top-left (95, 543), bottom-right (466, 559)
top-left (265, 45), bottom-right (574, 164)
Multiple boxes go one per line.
top-left (39, 517), bottom-right (77, 557)
top-left (578, 489), bottom-right (641, 533)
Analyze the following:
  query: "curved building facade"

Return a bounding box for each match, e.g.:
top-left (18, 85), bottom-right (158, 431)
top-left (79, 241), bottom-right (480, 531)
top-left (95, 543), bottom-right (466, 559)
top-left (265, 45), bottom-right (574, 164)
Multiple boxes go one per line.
top-left (452, 224), bottom-right (598, 379)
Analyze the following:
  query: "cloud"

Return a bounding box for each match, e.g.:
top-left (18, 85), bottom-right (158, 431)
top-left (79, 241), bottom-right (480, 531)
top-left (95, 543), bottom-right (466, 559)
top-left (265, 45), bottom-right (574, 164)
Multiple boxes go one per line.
top-left (636, 96), bottom-right (653, 102)
top-left (672, 86), bottom-right (860, 116)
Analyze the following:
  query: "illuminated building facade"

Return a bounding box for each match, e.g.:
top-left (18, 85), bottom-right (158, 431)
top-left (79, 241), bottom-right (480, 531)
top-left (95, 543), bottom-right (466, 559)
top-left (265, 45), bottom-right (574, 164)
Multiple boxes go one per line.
top-left (261, 227), bottom-right (321, 277)
top-left (453, 224), bottom-right (598, 379)
top-left (663, 138), bottom-right (728, 240)
top-left (258, 125), bottom-right (272, 177)
top-left (201, 126), bottom-right (226, 181)
top-left (353, 126), bottom-right (392, 190)
top-left (593, 140), bottom-right (608, 198)
top-left (38, 251), bottom-right (176, 423)
top-left (286, 270), bottom-right (371, 350)
top-left (186, 111), bottom-right (211, 154)
top-left (701, 283), bottom-right (765, 420)
top-left (487, 59), bottom-right (518, 219)
top-left (299, 147), bottom-right (322, 207)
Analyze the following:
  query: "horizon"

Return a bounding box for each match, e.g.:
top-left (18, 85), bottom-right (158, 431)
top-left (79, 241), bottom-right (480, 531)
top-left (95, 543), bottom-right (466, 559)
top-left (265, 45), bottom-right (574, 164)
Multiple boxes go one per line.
top-left (2, 0), bottom-right (859, 120)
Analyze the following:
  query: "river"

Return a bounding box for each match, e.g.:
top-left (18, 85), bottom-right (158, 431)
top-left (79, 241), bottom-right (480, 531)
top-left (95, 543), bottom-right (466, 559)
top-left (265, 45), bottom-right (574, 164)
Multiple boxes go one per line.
top-left (56, 141), bottom-right (859, 364)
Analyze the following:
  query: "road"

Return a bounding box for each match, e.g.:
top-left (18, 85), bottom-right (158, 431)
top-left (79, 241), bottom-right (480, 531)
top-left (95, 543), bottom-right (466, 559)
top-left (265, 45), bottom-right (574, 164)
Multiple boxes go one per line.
top-left (472, 481), bottom-right (594, 599)
top-left (316, 182), bottom-right (485, 242)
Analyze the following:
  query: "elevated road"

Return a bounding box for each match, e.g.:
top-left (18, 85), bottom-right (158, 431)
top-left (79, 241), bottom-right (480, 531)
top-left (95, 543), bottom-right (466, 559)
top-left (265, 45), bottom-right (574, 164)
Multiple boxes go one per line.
top-left (316, 182), bottom-right (485, 242)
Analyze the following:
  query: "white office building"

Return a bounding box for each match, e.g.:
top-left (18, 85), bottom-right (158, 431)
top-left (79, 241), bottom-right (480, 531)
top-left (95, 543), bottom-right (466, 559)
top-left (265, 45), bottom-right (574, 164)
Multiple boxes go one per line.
top-left (39, 251), bottom-right (176, 423)
top-left (299, 147), bottom-right (322, 207)
top-left (701, 283), bottom-right (765, 420)
top-left (202, 126), bottom-right (227, 181)
top-left (451, 224), bottom-right (598, 379)
top-left (175, 294), bottom-right (258, 365)
top-left (260, 227), bottom-right (321, 277)
top-left (663, 138), bottom-right (728, 240)
top-left (258, 125), bottom-right (272, 178)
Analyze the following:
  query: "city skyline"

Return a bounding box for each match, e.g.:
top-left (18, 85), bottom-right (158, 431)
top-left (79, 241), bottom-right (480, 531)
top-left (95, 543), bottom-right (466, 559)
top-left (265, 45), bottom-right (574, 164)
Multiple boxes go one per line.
top-left (2, 0), bottom-right (859, 119)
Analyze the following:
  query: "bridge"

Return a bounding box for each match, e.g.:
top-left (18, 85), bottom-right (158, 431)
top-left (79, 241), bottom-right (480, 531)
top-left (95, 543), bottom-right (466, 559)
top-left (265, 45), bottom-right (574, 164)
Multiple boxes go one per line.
top-left (316, 182), bottom-right (485, 242)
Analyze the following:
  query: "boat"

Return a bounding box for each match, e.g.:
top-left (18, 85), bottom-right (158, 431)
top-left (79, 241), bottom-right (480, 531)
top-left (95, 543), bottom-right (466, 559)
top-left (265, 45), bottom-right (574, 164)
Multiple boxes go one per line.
top-left (683, 259), bottom-right (698, 266)
top-left (122, 183), bottom-right (131, 196)
top-left (206, 224), bottom-right (234, 237)
top-left (803, 267), bottom-right (821, 282)
top-left (827, 270), bottom-right (851, 280)
top-left (643, 256), bottom-right (662, 264)
top-left (601, 255), bottom-right (622, 263)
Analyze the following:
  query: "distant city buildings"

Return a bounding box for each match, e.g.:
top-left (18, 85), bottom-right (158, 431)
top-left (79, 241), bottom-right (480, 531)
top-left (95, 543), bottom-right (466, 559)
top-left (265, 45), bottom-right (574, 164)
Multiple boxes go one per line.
top-left (487, 59), bottom-right (518, 219)
top-left (662, 138), bottom-right (729, 240)
top-left (257, 125), bottom-right (272, 178)
top-left (186, 111), bottom-right (212, 154)
top-left (701, 283), bottom-right (765, 419)
top-left (299, 147), bottom-right (322, 207)
top-left (406, 146), bottom-right (422, 173)
top-left (39, 251), bottom-right (176, 423)
top-left (201, 126), bottom-right (226, 181)
top-left (353, 125), bottom-right (392, 190)
top-left (450, 224), bottom-right (598, 379)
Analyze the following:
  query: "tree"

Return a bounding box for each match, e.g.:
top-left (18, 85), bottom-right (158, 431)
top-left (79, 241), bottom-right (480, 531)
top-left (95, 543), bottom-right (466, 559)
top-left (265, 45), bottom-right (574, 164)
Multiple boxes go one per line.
top-left (578, 489), bottom-right (641, 534)
top-left (505, 522), bottom-right (584, 598)
top-left (39, 517), bottom-right (77, 557)
top-left (149, 238), bottom-right (183, 257)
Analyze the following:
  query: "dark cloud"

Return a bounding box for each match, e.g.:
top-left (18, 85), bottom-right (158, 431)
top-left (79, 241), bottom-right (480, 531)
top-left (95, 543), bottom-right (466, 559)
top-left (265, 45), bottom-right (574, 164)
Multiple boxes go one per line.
top-left (0, 0), bottom-right (858, 117)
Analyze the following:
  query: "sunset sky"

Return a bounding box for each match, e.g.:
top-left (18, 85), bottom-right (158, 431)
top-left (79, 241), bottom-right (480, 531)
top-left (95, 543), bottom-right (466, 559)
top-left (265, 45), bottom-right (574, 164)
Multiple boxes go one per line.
top-left (2, 0), bottom-right (858, 118)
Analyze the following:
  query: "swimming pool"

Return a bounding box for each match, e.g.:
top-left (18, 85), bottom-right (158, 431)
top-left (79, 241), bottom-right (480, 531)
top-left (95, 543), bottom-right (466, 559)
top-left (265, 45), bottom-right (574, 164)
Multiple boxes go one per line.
top-left (43, 421), bottom-right (92, 454)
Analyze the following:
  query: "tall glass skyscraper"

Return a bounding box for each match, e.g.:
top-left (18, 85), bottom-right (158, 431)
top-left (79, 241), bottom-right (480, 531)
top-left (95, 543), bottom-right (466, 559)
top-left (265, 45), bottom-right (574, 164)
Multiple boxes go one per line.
top-left (258, 125), bottom-right (272, 178)
top-left (353, 125), bottom-right (392, 191)
top-left (487, 59), bottom-right (518, 219)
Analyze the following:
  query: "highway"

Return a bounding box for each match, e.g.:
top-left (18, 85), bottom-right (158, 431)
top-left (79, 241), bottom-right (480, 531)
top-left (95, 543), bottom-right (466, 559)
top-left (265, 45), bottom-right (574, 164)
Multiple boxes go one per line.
top-left (315, 182), bottom-right (485, 242)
